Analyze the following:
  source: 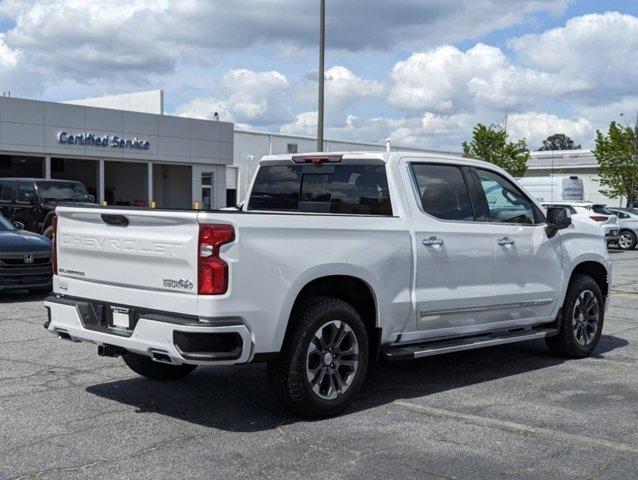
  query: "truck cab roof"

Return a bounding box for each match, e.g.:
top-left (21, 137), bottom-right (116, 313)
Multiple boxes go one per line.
top-left (259, 150), bottom-right (493, 169)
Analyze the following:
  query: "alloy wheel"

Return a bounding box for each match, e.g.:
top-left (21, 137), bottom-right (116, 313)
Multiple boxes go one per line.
top-left (571, 289), bottom-right (600, 346)
top-left (618, 232), bottom-right (634, 250)
top-left (306, 320), bottom-right (359, 400)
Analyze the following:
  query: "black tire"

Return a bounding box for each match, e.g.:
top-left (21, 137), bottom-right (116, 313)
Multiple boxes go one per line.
top-left (267, 296), bottom-right (369, 418)
top-left (546, 274), bottom-right (604, 358)
top-left (122, 352), bottom-right (197, 380)
top-left (618, 230), bottom-right (637, 250)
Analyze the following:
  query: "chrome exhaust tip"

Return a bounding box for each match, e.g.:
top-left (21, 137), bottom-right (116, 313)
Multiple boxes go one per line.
top-left (149, 349), bottom-right (173, 364)
top-left (57, 329), bottom-right (72, 341)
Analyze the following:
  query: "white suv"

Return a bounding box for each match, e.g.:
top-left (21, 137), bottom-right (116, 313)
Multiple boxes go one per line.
top-left (544, 202), bottom-right (620, 246)
top-left (45, 152), bottom-right (612, 417)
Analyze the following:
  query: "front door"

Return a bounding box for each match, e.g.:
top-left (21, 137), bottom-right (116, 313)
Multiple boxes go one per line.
top-left (13, 182), bottom-right (40, 232)
top-left (467, 167), bottom-right (563, 320)
top-left (406, 162), bottom-right (496, 337)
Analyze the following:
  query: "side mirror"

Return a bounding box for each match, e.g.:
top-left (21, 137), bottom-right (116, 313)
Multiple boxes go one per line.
top-left (12, 221), bottom-right (25, 230)
top-left (88, 194), bottom-right (96, 203)
top-left (546, 206), bottom-right (572, 238)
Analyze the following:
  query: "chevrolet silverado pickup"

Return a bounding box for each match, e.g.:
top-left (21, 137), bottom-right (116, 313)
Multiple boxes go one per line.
top-left (44, 152), bottom-right (611, 417)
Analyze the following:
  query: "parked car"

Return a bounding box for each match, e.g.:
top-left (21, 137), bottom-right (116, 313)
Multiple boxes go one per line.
top-left (608, 208), bottom-right (638, 250)
top-left (542, 202), bottom-right (620, 247)
top-left (0, 178), bottom-right (95, 239)
top-left (517, 175), bottom-right (584, 202)
top-left (0, 213), bottom-right (52, 294)
top-left (45, 152), bottom-right (611, 417)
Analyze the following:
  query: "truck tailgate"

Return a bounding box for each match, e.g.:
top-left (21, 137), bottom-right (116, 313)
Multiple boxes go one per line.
top-left (55, 207), bottom-right (199, 300)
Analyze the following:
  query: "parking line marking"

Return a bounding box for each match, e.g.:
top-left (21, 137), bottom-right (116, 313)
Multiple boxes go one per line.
top-left (393, 400), bottom-right (638, 454)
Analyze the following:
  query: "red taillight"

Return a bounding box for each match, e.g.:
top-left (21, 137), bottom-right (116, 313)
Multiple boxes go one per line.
top-left (51, 216), bottom-right (58, 275)
top-left (590, 215), bottom-right (608, 222)
top-left (198, 224), bottom-right (235, 295)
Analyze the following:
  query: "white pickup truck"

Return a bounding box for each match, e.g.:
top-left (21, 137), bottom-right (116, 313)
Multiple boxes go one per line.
top-left (45, 152), bottom-right (611, 417)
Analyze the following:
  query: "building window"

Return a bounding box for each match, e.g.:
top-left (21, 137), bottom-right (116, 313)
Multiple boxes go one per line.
top-left (287, 143), bottom-right (298, 154)
top-left (0, 155), bottom-right (44, 178)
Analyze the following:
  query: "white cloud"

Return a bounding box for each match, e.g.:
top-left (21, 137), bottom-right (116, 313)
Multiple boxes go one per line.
top-left (323, 66), bottom-right (385, 107)
top-left (280, 111), bottom-right (472, 151)
top-left (388, 43), bottom-right (586, 113)
top-left (280, 111), bottom-right (318, 137)
top-left (0, 34), bottom-right (19, 70)
top-left (506, 112), bottom-right (594, 149)
top-left (176, 65), bottom-right (383, 129)
top-left (174, 69), bottom-right (292, 127)
top-left (0, 0), bottom-right (569, 94)
top-left (510, 12), bottom-right (638, 99)
top-left (0, 4), bottom-right (631, 153)
top-left (295, 66), bottom-right (385, 116)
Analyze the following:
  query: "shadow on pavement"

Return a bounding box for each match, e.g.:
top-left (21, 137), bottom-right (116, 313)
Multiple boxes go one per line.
top-left (86, 334), bottom-right (629, 432)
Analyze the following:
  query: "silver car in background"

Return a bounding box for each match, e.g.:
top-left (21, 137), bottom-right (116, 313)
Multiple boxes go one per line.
top-left (608, 208), bottom-right (638, 250)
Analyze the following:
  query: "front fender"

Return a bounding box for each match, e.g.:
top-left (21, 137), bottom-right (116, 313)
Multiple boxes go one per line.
top-left (552, 223), bottom-right (611, 317)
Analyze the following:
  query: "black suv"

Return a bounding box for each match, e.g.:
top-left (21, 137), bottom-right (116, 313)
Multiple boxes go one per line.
top-left (0, 179), bottom-right (95, 238)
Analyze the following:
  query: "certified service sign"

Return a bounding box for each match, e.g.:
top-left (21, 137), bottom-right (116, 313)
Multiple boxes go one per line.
top-left (58, 131), bottom-right (150, 150)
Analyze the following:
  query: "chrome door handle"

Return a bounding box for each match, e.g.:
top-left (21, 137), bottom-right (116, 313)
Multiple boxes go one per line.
top-left (422, 236), bottom-right (444, 246)
top-left (497, 236), bottom-right (515, 246)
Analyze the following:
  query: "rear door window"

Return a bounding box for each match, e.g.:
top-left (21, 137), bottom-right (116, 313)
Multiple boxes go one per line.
top-left (410, 164), bottom-right (474, 221)
top-left (249, 164), bottom-right (392, 215)
top-left (0, 183), bottom-right (14, 203)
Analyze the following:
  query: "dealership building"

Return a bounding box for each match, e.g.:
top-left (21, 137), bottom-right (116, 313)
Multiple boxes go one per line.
top-left (0, 91), bottom-right (442, 209)
top-left (0, 90), bottom-right (619, 208)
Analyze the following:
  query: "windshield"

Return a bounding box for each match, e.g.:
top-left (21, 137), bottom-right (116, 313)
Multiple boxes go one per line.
top-left (36, 181), bottom-right (91, 202)
top-left (0, 214), bottom-right (14, 231)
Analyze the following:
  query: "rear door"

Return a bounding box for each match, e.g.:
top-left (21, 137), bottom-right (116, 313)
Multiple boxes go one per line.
top-left (404, 161), bottom-right (496, 335)
top-left (467, 167), bottom-right (562, 320)
top-left (56, 207), bottom-right (200, 295)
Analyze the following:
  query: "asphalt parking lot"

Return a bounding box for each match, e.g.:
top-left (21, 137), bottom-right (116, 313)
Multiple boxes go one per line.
top-left (1, 252), bottom-right (637, 480)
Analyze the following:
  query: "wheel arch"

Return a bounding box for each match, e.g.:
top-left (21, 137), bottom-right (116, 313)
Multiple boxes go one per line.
top-left (569, 261), bottom-right (609, 299)
top-left (283, 275), bottom-right (381, 360)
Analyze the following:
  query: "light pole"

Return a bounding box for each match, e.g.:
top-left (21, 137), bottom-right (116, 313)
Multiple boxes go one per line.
top-left (317, 0), bottom-right (325, 152)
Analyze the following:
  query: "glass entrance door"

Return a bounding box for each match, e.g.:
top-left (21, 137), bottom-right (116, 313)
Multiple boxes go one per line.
top-left (201, 172), bottom-right (214, 210)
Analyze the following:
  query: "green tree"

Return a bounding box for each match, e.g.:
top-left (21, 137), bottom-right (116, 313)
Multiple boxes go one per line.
top-left (538, 133), bottom-right (581, 151)
top-left (462, 123), bottom-right (529, 176)
top-left (594, 121), bottom-right (638, 208)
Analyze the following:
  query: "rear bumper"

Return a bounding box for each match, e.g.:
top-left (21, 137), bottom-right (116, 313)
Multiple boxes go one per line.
top-left (603, 226), bottom-right (620, 243)
top-left (43, 296), bottom-right (254, 365)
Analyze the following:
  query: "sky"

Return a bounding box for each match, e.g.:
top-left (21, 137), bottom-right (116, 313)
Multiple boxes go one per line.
top-left (0, 0), bottom-right (637, 151)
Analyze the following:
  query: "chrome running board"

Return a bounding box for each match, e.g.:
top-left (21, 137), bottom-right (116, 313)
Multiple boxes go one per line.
top-left (383, 328), bottom-right (558, 361)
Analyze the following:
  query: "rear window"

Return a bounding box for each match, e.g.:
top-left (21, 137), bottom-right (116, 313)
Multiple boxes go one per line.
top-left (248, 164), bottom-right (392, 215)
top-left (591, 204), bottom-right (613, 215)
top-left (36, 181), bottom-right (91, 202)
